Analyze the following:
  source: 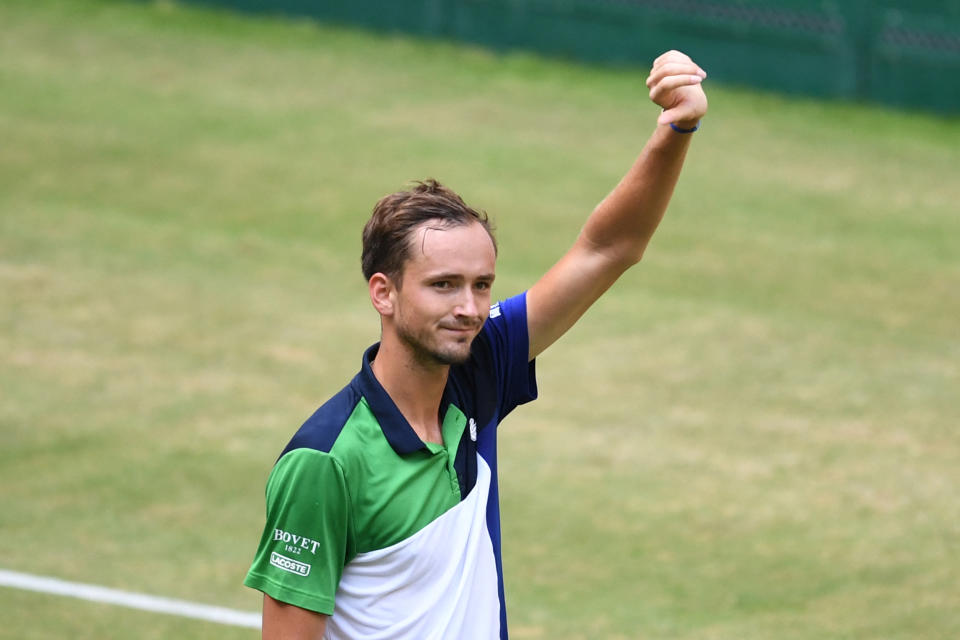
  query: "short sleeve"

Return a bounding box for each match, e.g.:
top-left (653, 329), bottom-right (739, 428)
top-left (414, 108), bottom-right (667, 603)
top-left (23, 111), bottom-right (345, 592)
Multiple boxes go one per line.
top-left (244, 448), bottom-right (354, 615)
top-left (480, 291), bottom-right (538, 420)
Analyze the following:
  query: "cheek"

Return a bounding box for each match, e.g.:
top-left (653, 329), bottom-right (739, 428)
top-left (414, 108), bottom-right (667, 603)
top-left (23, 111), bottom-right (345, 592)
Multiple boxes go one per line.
top-left (402, 289), bottom-right (447, 319)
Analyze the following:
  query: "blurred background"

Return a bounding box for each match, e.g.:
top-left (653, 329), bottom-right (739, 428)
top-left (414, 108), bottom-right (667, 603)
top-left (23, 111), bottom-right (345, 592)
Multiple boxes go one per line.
top-left (187, 0), bottom-right (960, 113)
top-left (1, 1), bottom-right (958, 638)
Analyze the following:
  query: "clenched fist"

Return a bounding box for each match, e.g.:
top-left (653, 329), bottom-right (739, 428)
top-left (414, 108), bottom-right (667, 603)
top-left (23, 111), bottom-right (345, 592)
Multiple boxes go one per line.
top-left (646, 50), bottom-right (708, 130)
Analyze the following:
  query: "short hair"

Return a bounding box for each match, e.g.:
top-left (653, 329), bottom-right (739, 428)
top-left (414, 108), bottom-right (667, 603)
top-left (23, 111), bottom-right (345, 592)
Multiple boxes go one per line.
top-left (361, 179), bottom-right (497, 284)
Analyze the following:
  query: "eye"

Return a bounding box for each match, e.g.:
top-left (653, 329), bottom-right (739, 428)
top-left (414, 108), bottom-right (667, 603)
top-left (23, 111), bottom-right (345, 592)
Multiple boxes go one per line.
top-left (432, 280), bottom-right (451, 290)
top-left (475, 281), bottom-right (491, 291)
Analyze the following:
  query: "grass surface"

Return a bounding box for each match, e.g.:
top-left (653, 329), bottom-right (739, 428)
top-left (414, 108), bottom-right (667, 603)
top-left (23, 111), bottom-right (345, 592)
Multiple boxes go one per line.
top-left (1, 1), bottom-right (959, 638)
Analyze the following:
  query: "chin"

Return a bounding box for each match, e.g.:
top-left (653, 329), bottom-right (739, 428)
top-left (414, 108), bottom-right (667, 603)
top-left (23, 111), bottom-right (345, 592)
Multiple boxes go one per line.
top-left (428, 336), bottom-right (476, 366)
top-left (434, 345), bottom-right (473, 366)
top-left (398, 325), bottom-right (477, 367)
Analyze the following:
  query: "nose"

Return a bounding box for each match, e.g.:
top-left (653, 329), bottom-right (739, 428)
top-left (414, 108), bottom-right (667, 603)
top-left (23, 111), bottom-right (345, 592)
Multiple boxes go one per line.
top-left (454, 288), bottom-right (480, 320)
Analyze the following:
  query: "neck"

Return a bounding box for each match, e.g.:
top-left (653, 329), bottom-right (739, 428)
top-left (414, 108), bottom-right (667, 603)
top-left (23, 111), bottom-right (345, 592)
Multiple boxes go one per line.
top-left (371, 336), bottom-right (449, 444)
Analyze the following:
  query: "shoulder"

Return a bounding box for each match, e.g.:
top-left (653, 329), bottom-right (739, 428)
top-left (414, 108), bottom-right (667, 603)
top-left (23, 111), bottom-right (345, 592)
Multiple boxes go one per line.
top-left (469, 292), bottom-right (529, 362)
top-left (281, 379), bottom-right (365, 457)
top-left (483, 293), bottom-right (528, 336)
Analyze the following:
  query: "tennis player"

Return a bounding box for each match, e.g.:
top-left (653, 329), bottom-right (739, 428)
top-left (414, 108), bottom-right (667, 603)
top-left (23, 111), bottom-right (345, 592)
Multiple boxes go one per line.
top-left (245, 49), bottom-right (708, 639)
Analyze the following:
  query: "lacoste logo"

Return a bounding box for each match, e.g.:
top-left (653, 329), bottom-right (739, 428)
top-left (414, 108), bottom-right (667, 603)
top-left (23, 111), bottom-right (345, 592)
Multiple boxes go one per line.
top-left (270, 552), bottom-right (311, 577)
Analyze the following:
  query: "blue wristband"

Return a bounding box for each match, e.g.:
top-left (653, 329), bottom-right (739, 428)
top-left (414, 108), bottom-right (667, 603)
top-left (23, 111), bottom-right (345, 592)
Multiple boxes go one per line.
top-left (670, 121), bottom-right (700, 134)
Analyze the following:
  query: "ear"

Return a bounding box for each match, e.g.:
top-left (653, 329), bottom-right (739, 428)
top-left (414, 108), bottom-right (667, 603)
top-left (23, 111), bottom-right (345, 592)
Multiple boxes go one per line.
top-left (368, 272), bottom-right (397, 317)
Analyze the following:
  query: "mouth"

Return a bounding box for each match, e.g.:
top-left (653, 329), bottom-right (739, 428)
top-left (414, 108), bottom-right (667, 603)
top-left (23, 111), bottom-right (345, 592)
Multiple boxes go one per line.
top-left (440, 324), bottom-right (479, 336)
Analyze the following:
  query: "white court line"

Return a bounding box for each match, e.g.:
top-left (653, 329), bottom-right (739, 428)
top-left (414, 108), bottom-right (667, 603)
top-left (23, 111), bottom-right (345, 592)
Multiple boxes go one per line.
top-left (0, 568), bottom-right (261, 629)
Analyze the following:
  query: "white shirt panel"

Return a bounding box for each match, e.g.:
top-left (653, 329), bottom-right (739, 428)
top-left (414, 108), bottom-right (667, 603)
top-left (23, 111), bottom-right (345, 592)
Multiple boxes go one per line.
top-left (325, 455), bottom-right (499, 640)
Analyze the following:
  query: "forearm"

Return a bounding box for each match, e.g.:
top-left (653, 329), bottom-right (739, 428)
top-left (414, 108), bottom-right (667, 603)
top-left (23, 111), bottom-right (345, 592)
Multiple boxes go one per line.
top-left (579, 122), bottom-right (694, 266)
top-left (525, 50), bottom-right (707, 359)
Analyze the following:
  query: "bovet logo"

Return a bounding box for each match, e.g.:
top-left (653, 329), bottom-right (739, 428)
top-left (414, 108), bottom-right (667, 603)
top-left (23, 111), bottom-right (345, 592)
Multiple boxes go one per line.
top-left (270, 552), bottom-right (311, 576)
top-left (274, 528), bottom-right (322, 554)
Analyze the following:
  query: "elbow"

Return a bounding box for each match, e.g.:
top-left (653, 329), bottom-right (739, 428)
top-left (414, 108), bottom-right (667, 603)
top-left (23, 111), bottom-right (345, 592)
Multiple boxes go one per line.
top-left (609, 241), bottom-right (650, 270)
top-left (577, 233), bottom-right (649, 272)
top-left (625, 243), bottom-right (649, 266)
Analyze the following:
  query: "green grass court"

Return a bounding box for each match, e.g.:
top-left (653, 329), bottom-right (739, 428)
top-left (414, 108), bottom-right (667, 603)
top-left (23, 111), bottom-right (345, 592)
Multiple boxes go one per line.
top-left (1, 1), bottom-right (958, 638)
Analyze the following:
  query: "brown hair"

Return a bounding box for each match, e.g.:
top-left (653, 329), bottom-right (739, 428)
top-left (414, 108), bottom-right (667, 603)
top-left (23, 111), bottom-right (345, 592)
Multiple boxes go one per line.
top-left (361, 179), bottom-right (497, 284)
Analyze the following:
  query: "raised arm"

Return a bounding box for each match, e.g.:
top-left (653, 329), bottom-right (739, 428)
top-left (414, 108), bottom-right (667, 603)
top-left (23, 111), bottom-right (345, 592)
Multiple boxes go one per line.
top-left (526, 50), bottom-right (708, 359)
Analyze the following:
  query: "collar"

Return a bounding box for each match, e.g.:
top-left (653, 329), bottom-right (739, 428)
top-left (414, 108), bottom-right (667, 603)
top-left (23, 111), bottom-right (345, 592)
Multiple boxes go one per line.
top-left (353, 343), bottom-right (455, 455)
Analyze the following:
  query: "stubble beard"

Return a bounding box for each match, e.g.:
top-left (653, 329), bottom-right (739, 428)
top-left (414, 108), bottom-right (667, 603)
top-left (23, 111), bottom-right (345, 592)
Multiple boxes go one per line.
top-left (396, 320), bottom-right (476, 367)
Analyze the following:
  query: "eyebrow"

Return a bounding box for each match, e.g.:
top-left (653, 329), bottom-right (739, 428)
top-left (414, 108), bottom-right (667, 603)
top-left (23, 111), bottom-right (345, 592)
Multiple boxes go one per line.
top-left (425, 272), bottom-right (496, 282)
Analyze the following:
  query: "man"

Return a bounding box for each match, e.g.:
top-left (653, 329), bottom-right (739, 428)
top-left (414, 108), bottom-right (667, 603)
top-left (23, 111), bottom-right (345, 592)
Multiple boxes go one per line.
top-left (244, 50), bottom-right (708, 639)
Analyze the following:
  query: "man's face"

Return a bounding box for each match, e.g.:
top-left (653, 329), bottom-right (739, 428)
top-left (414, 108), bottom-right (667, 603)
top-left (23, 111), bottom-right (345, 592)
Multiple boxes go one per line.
top-left (391, 221), bottom-right (497, 367)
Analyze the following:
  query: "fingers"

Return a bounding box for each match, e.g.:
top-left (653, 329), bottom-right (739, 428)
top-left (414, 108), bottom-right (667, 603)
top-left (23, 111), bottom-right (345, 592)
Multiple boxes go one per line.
top-left (650, 50), bottom-right (705, 77)
top-left (648, 72), bottom-right (703, 104)
top-left (645, 61), bottom-right (706, 90)
top-left (657, 88), bottom-right (709, 125)
top-left (653, 49), bottom-right (692, 67)
top-left (658, 106), bottom-right (702, 126)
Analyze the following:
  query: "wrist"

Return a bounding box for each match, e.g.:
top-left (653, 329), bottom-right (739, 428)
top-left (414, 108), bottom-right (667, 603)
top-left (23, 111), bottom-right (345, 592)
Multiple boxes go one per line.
top-left (669, 120), bottom-right (700, 134)
top-left (659, 108), bottom-right (701, 134)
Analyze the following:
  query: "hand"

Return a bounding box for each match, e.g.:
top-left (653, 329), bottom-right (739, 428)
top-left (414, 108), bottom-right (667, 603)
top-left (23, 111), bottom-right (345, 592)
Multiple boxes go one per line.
top-left (646, 50), bottom-right (708, 129)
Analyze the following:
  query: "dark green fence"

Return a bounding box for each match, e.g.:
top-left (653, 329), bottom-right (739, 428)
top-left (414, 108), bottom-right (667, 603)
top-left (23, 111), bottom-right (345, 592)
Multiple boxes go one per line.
top-left (182, 0), bottom-right (960, 113)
